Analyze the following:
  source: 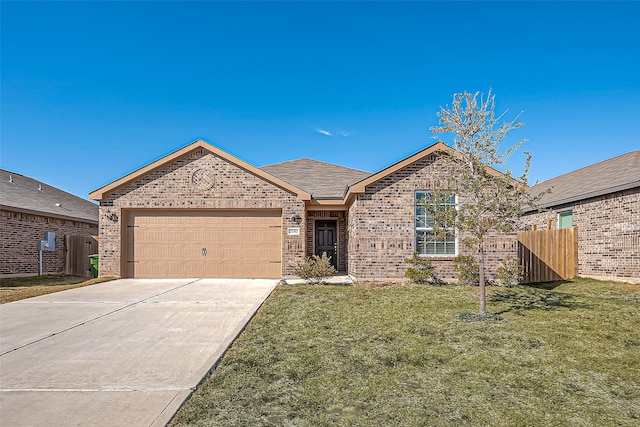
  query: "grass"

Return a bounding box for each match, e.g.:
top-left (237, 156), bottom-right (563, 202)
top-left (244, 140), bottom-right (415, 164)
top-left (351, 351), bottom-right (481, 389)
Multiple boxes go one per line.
top-left (0, 275), bottom-right (114, 303)
top-left (170, 277), bottom-right (639, 426)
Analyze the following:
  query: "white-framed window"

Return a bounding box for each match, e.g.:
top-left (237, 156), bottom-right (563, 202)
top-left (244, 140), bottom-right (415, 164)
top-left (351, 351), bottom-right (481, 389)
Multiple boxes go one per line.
top-left (415, 190), bottom-right (457, 255)
top-left (558, 210), bottom-right (573, 229)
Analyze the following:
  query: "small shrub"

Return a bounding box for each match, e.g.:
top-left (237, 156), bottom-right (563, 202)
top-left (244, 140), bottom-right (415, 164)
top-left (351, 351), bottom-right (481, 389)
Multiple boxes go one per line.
top-left (496, 256), bottom-right (524, 287)
top-left (294, 252), bottom-right (336, 284)
top-left (453, 255), bottom-right (479, 285)
top-left (404, 253), bottom-right (438, 284)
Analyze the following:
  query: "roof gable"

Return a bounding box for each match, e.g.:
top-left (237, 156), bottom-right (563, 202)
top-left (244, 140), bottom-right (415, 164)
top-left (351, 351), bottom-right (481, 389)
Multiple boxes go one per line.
top-left (346, 141), bottom-right (516, 199)
top-left (260, 158), bottom-right (370, 199)
top-left (89, 140), bottom-right (311, 201)
top-left (346, 142), bottom-right (450, 196)
top-left (529, 150), bottom-right (640, 209)
top-left (0, 169), bottom-right (98, 223)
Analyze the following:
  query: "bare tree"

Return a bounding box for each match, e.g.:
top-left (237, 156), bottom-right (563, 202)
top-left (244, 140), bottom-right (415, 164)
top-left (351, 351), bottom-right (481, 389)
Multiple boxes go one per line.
top-left (425, 90), bottom-right (544, 316)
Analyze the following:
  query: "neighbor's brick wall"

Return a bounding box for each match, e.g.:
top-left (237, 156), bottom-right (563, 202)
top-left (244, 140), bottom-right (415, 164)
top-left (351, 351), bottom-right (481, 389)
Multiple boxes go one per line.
top-left (0, 209), bottom-right (98, 276)
top-left (99, 148), bottom-right (305, 278)
top-left (347, 153), bottom-right (517, 280)
top-left (522, 187), bottom-right (640, 281)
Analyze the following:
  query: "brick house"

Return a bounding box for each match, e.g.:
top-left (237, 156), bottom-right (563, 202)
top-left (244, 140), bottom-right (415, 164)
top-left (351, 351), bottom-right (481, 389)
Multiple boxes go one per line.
top-left (522, 151), bottom-right (640, 283)
top-left (89, 140), bottom-right (516, 280)
top-left (1, 169), bottom-right (99, 276)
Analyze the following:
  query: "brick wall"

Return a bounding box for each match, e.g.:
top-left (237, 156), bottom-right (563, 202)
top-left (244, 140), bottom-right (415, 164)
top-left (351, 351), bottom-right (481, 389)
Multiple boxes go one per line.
top-left (522, 187), bottom-right (640, 282)
top-left (98, 148), bottom-right (306, 278)
top-left (0, 209), bottom-right (98, 276)
top-left (346, 153), bottom-right (517, 280)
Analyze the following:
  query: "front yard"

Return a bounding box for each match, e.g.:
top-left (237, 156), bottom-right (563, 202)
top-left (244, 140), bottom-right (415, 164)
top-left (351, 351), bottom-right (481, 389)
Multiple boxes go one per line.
top-left (0, 275), bottom-right (112, 303)
top-left (170, 277), bottom-right (639, 426)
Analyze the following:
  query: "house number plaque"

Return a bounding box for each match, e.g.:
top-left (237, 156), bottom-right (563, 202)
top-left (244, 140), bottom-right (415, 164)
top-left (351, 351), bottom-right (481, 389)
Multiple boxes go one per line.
top-left (287, 227), bottom-right (300, 236)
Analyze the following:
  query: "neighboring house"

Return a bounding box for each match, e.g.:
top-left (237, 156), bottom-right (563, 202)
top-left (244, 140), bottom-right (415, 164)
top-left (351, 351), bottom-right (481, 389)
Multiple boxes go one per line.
top-left (89, 140), bottom-right (515, 280)
top-left (0, 169), bottom-right (99, 276)
top-left (523, 151), bottom-right (640, 283)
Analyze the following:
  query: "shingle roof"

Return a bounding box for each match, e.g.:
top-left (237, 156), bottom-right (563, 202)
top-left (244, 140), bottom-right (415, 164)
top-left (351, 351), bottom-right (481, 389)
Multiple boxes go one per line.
top-left (260, 158), bottom-right (371, 199)
top-left (528, 150), bottom-right (640, 210)
top-left (0, 169), bottom-right (99, 223)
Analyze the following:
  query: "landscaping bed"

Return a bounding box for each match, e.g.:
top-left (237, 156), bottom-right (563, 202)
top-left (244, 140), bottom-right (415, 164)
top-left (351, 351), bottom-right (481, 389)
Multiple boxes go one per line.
top-left (170, 277), bottom-right (639, 426)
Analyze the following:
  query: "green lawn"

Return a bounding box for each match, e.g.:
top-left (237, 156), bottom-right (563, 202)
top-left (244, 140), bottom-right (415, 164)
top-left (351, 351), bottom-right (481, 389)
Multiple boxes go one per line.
top-left (0, 275), bottom-right (113, 303)
top-left (170, 277), bottom-right (639, 426)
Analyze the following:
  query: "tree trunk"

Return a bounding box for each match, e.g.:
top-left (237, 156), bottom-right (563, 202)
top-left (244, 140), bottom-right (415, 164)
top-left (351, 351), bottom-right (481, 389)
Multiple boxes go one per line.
top-left (478, 241), bottom-right (486, 315)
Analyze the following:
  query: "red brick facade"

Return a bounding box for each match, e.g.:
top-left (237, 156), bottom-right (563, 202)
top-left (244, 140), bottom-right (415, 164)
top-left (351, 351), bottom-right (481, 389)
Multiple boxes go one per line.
top-left (93, 141), bottom-right (523, 281)
top-left (97, 148), bottom-right (306, 278)
top-left (346, 153), bottom-right (517, 280)
top-left (0, 209), bottom-right (98, 276)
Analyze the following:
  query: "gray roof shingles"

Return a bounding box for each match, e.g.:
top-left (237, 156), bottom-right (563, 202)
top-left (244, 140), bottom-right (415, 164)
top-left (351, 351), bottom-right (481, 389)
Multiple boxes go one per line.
top-left (528, 150), bottom-right (640, 210)
top-left (0, 169), bottom-right (99, 223)
top-left (260, 158), bottom-right (371, 199)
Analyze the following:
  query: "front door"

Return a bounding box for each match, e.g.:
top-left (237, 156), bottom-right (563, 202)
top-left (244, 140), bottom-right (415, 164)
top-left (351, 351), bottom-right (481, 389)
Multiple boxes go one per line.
top-left (315, 220), bottom-right (337, 270)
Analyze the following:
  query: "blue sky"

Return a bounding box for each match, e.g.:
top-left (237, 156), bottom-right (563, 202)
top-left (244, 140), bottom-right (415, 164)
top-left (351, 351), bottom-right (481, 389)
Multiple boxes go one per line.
top-left (2, 1), bottom-right (638, 200)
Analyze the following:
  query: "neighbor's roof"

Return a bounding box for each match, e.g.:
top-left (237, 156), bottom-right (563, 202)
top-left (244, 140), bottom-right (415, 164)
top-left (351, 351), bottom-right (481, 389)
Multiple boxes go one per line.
top-left (261, 158), bottom-right (371, 199)
top-left (528, 150), bottom-right (640, 210)
top-left (0, 169), bottom-right (99, 223)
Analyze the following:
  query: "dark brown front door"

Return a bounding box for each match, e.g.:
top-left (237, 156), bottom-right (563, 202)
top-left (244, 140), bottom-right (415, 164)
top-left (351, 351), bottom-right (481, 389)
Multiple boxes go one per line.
top-left (315, 220), bottom-right (337, 269)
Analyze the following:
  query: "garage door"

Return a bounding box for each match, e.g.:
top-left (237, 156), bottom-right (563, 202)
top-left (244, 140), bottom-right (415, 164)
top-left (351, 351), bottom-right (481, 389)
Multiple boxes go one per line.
top-left (125, 210), bottom-right (282, 278)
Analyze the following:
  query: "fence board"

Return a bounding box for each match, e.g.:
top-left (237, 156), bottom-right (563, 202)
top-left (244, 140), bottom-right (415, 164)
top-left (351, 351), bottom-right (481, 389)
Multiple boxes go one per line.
top-left (64, 235), bottom-right (98, 277)
top-left (517, 228), bottom-right (578, 284)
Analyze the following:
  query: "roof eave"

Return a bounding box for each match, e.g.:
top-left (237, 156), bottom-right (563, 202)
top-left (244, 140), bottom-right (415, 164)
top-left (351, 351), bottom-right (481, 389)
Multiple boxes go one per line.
top-left (345, 142), bottom-right (450, 197)
top-left (0, 205), bottom-right (99, 225)
top-left (305, 199), bottom-right (348, 210)
top-left (524, 180), bottom-right (640, 213)
top-left (345, 142), bottom-right (519, 198)
top-left (89, 140), bottom-right (311, 202)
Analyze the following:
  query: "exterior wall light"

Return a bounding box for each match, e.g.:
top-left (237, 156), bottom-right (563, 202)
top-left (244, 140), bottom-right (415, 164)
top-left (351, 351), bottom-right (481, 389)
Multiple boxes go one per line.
top-left (290, 213), bottom-right (302, 224)
top-left (105, 209), bottom-right (118, 222)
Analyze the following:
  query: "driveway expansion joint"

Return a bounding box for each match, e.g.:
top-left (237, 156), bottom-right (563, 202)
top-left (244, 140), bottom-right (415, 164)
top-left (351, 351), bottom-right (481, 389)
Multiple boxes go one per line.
top-left (0, 278), bottom-right (202, 357)
top-left (0, 278), bottom-right (278, 427)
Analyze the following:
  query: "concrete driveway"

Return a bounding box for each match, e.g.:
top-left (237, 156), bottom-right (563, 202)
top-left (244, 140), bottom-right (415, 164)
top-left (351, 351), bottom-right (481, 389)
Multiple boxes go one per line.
top-left (0, 278), bottom-right (278, 427)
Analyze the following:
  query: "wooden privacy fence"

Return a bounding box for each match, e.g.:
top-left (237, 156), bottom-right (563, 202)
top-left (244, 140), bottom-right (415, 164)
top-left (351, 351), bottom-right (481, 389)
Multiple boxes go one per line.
top-left (517, 227), bottom-right (578, 284)
top-left (64, 235), bottom-right (98, 277)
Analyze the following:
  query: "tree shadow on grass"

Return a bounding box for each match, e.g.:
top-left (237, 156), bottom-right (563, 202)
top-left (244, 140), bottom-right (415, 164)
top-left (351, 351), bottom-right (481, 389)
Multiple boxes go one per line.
top-left (527, 280), bottom-right (570, 291)
top-left (490, 284), bottom-right (584, 314)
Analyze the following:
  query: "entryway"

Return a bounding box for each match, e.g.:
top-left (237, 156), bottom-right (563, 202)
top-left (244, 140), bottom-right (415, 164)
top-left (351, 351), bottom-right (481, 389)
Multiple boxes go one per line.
top-left (314, 219), bottom-right (337, 269)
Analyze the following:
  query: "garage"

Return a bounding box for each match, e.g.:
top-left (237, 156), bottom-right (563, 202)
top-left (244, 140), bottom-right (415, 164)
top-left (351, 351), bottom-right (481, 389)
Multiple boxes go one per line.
top-left (90, 141), bottom-right (310, 278)
top-left (124, 209), bottom-right (282, 279)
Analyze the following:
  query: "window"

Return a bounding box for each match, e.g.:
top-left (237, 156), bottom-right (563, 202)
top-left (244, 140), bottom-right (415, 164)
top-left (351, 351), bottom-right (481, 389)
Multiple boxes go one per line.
top-left (558, 210), bottom-right (573, 229)
top-left (415, 191), bottom-right (457, 255)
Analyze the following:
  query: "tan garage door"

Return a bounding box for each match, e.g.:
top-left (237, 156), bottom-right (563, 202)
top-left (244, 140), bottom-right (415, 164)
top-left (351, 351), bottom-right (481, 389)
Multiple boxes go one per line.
top-left (126, 210), bottom-right (282, 278)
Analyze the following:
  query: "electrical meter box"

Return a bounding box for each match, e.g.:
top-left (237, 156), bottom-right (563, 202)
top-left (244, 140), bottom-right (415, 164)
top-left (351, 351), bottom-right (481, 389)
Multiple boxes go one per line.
top-left (45, 232), bottom-right (55, 251)
top-left (38, 232), bottom-right (56, 251)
